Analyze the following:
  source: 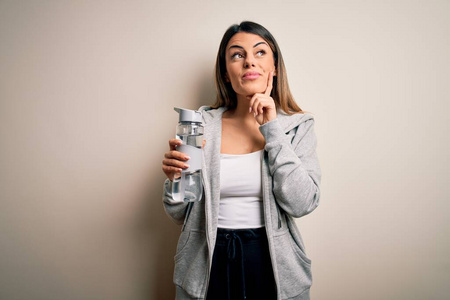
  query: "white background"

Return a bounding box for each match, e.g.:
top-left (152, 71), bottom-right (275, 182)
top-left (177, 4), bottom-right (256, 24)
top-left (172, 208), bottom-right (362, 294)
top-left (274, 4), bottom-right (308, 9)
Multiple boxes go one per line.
top-left (1, 0), bottom-right (449, 299)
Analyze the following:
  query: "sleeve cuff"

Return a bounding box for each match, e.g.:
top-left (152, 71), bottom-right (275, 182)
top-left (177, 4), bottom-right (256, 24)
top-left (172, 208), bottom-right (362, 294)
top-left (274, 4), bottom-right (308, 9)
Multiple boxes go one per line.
top-left (259, 118), bottom-right (288, 144)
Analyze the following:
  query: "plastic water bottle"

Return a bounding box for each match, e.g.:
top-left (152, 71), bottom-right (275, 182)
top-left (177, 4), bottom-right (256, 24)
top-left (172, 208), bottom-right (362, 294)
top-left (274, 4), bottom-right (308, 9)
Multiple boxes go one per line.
top-left (172, 107), bottom-right (204, 202)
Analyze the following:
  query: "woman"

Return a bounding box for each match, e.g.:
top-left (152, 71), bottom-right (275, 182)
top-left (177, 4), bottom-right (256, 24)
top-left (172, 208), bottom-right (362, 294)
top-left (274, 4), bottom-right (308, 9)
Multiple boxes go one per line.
top-left (162, 21), bottom-right (321, 300)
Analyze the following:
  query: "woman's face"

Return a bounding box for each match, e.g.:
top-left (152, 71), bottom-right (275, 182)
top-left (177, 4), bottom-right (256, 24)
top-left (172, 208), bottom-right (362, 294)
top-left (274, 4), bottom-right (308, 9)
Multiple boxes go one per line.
top-left (225, 32), bottom-right (276, 97)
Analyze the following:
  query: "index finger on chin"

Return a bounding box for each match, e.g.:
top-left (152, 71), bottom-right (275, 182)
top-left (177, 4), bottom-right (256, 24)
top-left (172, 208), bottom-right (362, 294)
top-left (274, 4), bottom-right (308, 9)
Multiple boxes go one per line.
top-left (264, 71), bottom-right (274, 95)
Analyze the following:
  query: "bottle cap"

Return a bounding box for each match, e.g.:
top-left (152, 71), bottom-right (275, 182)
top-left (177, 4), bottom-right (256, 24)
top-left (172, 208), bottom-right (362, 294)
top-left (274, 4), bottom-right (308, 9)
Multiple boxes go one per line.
top-left (174, 107), bottom-right (202, 123)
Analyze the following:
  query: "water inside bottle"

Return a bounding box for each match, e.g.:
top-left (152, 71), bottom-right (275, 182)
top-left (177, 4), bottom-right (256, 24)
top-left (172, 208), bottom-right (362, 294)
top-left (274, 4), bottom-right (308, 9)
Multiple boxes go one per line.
top-left (172, 170), bottom-right (203, 202)
top-left (176, 134), bottom-right (203, 148)
top-left (172, 131), bottom-right (203, 202)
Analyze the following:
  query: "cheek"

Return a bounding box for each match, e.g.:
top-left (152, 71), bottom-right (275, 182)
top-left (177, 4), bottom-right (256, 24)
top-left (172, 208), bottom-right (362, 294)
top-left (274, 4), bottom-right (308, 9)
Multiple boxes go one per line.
top-left (229, 79), bottom-right (242, 93)
top-left (265, 61), bottom-right (275, 71)
top-left (226, 70), bottom-right (241, 85)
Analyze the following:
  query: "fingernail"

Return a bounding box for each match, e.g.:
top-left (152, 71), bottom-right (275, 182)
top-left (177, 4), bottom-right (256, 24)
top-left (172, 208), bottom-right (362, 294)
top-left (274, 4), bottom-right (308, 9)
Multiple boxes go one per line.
top-left (249, 107), bottom-right (252, 113)
top-left (253, 112), bottom-right (256, 117)
top-left (184, 164), bottom-right (190, 168)
top-left (184, 156), bottom-right (190, 160)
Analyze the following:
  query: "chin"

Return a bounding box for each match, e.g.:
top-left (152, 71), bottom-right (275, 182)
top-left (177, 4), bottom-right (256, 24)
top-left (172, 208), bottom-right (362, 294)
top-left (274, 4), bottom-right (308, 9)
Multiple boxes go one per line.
top-left (232, 80), bottom-right (266, 96)
top-left (239, 85), bottom-right (266, 96)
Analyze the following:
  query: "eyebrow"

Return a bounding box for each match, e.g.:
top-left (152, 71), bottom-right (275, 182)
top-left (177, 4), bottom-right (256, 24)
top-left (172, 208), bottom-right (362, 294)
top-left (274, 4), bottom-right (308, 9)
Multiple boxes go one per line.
top-left (228, 41), bottom-right (268, 50)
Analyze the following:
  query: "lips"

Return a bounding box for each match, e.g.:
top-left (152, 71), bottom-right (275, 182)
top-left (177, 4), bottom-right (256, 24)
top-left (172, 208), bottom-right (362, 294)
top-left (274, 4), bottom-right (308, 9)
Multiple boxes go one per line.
top-left (242, 72), bottom-right (260, 80)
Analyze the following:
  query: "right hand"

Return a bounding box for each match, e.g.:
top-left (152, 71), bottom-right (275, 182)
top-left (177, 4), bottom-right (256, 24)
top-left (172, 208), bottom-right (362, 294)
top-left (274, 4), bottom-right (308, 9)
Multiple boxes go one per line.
top-left (162, 139), bottom-right (190, 181)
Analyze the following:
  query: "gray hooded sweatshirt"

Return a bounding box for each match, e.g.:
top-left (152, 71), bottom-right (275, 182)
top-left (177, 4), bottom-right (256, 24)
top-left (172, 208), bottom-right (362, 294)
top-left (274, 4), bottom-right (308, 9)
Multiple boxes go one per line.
top-left (163, 106), bottom-right (321, 300)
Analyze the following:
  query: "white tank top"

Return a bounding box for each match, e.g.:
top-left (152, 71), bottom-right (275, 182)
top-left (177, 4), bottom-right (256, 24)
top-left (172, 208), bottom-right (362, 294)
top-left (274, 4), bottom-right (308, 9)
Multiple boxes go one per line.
top-left (218, 150), bottom-right (265, 229)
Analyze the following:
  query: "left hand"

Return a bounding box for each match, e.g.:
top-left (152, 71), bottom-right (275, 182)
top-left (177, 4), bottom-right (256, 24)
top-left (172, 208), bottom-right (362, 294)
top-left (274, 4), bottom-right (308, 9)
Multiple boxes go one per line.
top-left (248, 71), bottom-right (277, 125)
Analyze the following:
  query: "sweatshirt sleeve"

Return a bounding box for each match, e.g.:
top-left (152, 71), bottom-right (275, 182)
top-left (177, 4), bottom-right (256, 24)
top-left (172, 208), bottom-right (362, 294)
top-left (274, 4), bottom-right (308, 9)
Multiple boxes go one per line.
top-left (162, 179), bottom-right (189, 225)
top-left (259, 117), bottom-right (321, 218)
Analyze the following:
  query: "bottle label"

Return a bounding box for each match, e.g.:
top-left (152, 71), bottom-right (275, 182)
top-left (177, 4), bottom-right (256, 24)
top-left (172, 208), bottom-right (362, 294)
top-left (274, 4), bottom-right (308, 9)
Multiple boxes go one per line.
top-left (177, 144), bottom-right (202, 172)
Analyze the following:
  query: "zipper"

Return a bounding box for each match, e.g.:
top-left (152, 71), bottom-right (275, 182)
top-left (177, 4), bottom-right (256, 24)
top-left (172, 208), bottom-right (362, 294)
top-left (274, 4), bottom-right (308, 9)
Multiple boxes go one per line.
top-left (181, 202), bottom-right (194, 231)
top-left (262, 150), bottom-right (280, 298)
top-left (201, 168), bottom-right (212, 298)
top-left (262, 151), bottom-right (282, 229)
top-left (276, 203), bottom-right (282, 229)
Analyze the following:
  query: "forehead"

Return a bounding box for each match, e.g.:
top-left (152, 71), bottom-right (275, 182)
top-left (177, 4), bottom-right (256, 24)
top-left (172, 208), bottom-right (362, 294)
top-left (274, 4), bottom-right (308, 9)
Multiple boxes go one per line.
top-left (226, 32), bottom-right (267, 48)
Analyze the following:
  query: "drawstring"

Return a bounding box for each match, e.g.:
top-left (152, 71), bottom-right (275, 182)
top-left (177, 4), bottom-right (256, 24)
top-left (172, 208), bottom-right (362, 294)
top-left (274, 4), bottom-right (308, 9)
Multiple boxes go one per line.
top-left (225, 232), bottom-right (246, 300)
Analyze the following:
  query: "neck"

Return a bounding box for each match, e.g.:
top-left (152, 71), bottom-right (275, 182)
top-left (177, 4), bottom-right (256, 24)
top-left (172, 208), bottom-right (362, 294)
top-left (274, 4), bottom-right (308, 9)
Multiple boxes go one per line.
top-left (225, 94), bottom-right (257, 122)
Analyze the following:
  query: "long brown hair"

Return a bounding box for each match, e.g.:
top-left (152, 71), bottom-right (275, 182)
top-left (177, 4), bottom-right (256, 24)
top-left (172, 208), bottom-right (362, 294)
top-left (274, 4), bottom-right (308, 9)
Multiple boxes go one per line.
top-left (211, 21), bottom-right (303, 114)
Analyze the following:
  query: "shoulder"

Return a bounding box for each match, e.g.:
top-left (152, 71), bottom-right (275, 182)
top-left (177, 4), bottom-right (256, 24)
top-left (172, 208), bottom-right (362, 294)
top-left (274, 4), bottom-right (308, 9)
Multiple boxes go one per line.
top-left (198, 106), bottom-right (227, 125)
top-left (276, 110), bottom-right (315, 133)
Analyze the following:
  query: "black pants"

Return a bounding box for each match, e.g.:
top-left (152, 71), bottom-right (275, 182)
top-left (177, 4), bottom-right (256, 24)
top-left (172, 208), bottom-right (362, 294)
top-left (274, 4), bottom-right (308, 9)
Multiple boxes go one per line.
top-left (206, 227), bottom-right (277, 300)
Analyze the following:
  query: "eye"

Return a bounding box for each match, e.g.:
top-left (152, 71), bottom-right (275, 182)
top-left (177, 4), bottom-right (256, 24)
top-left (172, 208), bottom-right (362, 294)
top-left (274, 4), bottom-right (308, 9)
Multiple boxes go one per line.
top-left (231, 52), bottom-right (244, 59)
top-left (256, 50), bottom-right (266, 56)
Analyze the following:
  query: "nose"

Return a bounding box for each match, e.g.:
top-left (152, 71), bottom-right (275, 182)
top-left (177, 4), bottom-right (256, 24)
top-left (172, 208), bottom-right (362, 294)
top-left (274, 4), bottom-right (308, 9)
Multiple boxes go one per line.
top-left (244, 54), bottom-right (255, 68)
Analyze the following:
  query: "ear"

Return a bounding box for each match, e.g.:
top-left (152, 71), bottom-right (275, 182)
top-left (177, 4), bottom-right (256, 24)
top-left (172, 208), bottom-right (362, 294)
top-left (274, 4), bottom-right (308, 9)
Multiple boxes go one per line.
top-left (273, 68), bottom-right (277, 76)
top-left (225, 73), bottom-right (230, 82)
